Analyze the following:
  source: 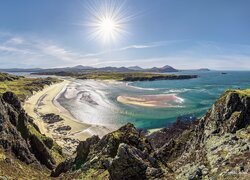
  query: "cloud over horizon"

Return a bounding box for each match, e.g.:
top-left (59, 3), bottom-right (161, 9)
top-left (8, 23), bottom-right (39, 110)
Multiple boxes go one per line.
top-left (0, 32), bottom-right (250, 70)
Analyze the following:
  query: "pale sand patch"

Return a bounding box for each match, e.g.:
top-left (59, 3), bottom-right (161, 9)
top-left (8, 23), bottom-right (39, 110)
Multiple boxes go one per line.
top-left (147, 128), bottom-right (163, 134)
top-left (117, 94), bottom-right (180, 108)
top-left (99, 79), bottom-right (123, 85)
top-left (117, 96), bottom-right (157, 107)
top-left (24, 80), bottom-right (113, 152)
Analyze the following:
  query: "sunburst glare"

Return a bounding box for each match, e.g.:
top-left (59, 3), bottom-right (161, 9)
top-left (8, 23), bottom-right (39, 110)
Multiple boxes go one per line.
top-left (85, 0), bottom-right (134, 43)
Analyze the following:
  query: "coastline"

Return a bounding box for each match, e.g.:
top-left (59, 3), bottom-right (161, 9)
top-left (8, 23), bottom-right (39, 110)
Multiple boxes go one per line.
top-left (23, 79), bottom-right (113, 153)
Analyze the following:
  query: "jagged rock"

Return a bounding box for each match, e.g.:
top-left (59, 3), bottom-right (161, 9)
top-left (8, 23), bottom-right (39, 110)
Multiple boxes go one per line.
top-left (0, 92), bottom-right (57, 170)
top-left (75, 135), bottom-right (100, 165)
top-left (54, 123), bottom-right (163, 178)
top-left (41, 113), bottom-right (63, 123)
top-left (109, 143), bottom-right (148, 180)
top-left (148, 119), bottom-right (197, 149)
top-left (0, 93), bottom-right (37, 164)
top-left (29, 135), bottom-right (56, 169)
top-left (2, 92), bottom-right (21, 110)
top-left (55, 125), bottom-right (71, 132)
top-left (51, 158), bottom-right (74, 177)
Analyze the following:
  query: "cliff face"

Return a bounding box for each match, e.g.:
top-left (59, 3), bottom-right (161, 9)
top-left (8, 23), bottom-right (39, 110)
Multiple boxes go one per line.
top-left (156, 90), bottom-right (250, 179)
top-left (0, 92), bottom-right (64, 179)
top-left (53, 90), bottom-right (250, 179)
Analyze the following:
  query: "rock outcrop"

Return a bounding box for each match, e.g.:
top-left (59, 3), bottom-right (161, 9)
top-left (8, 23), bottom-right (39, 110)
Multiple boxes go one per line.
top-left (53, 90), bottom-right (250, 179)
top-left (0, 92), bottom-right (64, 178)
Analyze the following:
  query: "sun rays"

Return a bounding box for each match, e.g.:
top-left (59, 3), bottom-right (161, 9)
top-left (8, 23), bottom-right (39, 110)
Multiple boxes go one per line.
top-left (85, 0), bottom-right (134, 43)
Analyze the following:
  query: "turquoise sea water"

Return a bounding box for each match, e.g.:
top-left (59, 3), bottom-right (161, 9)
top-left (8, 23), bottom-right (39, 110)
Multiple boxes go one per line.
top-left (57, 71), bottom-right (250, 130)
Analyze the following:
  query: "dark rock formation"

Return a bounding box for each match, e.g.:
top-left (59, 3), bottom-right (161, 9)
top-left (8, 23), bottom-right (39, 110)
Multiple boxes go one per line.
top-left (122, 74), bottom-right (198, 82)
top-left (154, 90), bottom-right (250, 179)
top-left (55, 125), bottom-right (71, 132)
top-left (41, 113), bottom-right (63, 123)
top-left (52, 123), bottom-right (164, 179)
top-left (148, 118), bottom-right (198, 149)
top-left (109, 143), bottom-right (148, 180)
top-left (0, 73), bottom-right (20, 82)
top-left (0, 92), bottom-right (59, 170)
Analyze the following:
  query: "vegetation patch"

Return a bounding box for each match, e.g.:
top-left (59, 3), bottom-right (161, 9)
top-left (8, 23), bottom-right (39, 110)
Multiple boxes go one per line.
top-left (28, 124), bottom-right (65, 164)
top-left (0, 73), bottom-right (60, 102)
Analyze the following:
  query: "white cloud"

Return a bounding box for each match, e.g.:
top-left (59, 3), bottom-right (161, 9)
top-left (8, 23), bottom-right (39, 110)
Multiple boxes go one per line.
top-left (82, 40), bottom-right (175, 57)
top-left (5, 37), bottom-right (24, 45)
top-left (40, 45), bottom-right (76, 62)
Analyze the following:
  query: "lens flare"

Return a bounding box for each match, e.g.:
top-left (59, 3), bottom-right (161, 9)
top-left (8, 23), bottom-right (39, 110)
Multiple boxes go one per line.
top-left (85, 0), bottom-right (134, 43)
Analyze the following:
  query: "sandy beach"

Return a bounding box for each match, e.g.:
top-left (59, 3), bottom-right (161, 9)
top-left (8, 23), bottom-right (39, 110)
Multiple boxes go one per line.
top-left (23, 80), bottom-right (113, 153)
top-left (117, 94), bottom-right (184, 108)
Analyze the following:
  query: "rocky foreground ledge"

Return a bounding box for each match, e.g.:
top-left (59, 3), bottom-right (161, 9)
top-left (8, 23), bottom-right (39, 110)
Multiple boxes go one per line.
top-left (52, 90), bottom-right (250, 179)
top-left (0, 89), bottom-right (249, 179)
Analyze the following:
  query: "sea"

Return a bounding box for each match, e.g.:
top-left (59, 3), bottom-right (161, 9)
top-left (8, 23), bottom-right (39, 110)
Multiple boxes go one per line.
top-left (10, 70), bottom-right (250, 130)
top-left (55, 71), bottom-right (250, 130)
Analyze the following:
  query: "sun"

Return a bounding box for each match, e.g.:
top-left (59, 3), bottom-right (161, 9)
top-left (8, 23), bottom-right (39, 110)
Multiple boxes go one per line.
top-left (100, 18), bottom-right (116, 35)
top-left (85, 0), bottom-right (133, 43)
top-left (97, 16), bottom-right (119, 42)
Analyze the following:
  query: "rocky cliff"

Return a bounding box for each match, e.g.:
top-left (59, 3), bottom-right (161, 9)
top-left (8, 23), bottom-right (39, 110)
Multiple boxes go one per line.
top-left (52, 90), bottom-right (250, 179)
top-left (0, 92), bottom-right (64, 179)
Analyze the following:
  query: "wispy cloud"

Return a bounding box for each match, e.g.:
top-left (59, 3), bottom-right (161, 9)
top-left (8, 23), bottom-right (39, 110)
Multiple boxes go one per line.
top-left (0, 32), bottom-right (250, 70)
top-left (0, 32), bottom-right (99, 68)
top-left (5, 37), bottom-right (24, 45)
top-left (83, 40), bottom-right (180, 57)
top-left (40, 45), bottom-right (76, 62)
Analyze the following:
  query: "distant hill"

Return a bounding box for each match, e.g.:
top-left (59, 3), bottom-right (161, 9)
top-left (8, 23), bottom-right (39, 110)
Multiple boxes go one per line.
top-left (0, 65), bottom-right (179, 73)
top-left (128, 66), bottom-right (143, 71)
top-left (198, 68), bottom-right (210, 71)
top-left (146, 65), bottom-right (178, 72)
top-left (0, 68), bottom-right (43, 72)
top-left (71, 65), bottom-right (94, 70)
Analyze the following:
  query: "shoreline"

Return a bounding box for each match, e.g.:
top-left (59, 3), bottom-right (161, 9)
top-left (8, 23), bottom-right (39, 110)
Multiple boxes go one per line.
top-left (23, 79), bottom-right (113, 153)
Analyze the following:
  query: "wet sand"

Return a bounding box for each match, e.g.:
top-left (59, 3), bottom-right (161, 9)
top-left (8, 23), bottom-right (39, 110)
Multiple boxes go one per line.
top-left (23, 80), bottom-right (113, 153)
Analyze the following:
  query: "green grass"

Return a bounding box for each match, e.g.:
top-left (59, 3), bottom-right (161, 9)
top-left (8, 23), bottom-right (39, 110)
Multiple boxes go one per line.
top-left (0, 72), bottom-right (21, 81)
top-left (235, 89), bottom-right (250, 97)
top-left (28, 124), bottom-right (65, 164)
top-left (0, 73), bottom-right (60, 101)
top-left (75, 72), bottom-right (187, 81)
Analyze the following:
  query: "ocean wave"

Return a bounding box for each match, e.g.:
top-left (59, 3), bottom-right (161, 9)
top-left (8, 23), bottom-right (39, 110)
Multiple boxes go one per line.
top-left (164, 88), bottom-right (191, 94)
top-left (175, 96), bottom-right (185, 103)
top-left (126, 82), bottom-right (159, 91)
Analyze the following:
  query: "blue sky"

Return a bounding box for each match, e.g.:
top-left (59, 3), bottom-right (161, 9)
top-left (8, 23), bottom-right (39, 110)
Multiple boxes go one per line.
top-left (0, 0), bottom-right (250, 70)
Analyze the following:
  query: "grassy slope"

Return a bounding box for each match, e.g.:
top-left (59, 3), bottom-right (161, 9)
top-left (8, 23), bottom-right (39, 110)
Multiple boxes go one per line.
top-left (0, 72), bottom-right (60, 101)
